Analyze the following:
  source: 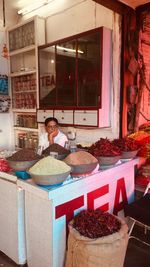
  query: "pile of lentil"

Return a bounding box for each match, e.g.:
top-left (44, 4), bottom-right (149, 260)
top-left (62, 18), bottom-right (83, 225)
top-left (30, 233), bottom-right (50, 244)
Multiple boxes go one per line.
top-left (64, 151), bottom-right (98, 165)
top-left (7, 148), bottom-right (42, 161)
top-left (43, 143), bottom-right (70, 156)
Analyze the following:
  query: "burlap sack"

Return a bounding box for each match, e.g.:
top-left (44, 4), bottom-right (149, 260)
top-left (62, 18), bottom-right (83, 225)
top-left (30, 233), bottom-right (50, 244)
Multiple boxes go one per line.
top-left (65, 218), bottom-right (128, 267)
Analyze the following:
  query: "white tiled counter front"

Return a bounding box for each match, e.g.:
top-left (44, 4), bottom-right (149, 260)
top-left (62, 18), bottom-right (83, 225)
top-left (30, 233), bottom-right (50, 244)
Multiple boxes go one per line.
top-left (0, 172), bottom-right (26, 265)
top-left (17, 158), bottom-right (138, 267)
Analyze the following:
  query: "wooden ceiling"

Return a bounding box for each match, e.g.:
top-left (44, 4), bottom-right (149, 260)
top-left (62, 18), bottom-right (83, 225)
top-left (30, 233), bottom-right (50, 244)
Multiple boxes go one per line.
top-left (118, 0), bottom-right (150, 9)
top-left (6, 0), bottom-right (150, 12)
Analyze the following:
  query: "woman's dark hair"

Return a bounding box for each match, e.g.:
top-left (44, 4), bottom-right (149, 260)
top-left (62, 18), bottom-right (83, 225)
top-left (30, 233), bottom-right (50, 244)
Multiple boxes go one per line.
top-left (44, 117), bottom-right (58, 126)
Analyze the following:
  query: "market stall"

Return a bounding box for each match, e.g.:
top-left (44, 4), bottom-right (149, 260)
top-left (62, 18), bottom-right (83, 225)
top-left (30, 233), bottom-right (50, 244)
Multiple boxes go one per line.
top-left (17, 158), bottom-right (138, 267)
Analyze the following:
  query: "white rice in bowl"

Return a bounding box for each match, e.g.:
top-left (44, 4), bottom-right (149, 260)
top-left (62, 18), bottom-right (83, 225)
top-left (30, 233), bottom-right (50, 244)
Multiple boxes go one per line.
top-left (29, 156), bottom-right (71, 175)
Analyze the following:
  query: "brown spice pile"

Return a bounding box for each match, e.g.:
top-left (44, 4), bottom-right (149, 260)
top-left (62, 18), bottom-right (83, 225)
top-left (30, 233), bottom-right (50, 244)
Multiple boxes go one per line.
top-left (64, 151), bottom-right (98, 165)
top-left (7, 148), bottom-right (42, 161)
top-left (43, 143), bottom-right (70, 156)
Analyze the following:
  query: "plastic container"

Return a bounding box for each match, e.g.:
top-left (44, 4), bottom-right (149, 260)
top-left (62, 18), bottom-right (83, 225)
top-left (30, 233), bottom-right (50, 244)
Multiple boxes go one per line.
top-left (15, 171), bottom-right (31, 180)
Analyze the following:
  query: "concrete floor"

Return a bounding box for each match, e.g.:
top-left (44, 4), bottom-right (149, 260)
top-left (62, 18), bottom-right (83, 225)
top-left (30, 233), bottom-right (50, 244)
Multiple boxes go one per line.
top-left (0, 225), bottom-right (149, 267)
top-left (124, 237), bottom-right (150, 267)
top-left (124, 224), bottom-right (150, 267)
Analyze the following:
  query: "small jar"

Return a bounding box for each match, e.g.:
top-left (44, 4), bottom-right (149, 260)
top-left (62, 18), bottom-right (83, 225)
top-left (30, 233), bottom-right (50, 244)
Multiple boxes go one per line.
top-left (64, 141), bottom-right (69, 150)
top-left (37, 146), bottom-right (43, 156)
top-left (18, 135), bottom-right (24, 148)
top-left (70, 145), bottom-right (77, 153)
top-left (28, 138), bottom-right (33, 148)
top-left (33, 138), bottom-right (38, 149)
top-left (24, 135), bottom-right (28, 148)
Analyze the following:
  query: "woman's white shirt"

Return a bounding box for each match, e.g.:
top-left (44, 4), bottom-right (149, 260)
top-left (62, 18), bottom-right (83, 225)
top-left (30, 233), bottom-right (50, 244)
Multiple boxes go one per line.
top-left (39, 130), bottom-right (68, 150)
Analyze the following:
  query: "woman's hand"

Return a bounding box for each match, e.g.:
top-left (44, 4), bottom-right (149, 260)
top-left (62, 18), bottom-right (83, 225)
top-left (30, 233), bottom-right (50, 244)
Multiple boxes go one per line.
top-left (48, 128), bottom-right (59, 144)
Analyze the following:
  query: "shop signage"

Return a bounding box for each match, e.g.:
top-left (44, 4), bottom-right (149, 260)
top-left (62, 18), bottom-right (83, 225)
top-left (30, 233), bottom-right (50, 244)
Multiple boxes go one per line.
top-left (55, 177), bottom-right (128, 227)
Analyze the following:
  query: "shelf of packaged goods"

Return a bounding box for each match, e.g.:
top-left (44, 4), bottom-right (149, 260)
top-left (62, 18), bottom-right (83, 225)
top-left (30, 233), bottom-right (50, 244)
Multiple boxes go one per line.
top-left (14, 126), bottom-right (38, 132)
top-left (9, 45), bottom-right (36, 56)
top-left (12, 109), bottom-right (36, 113)
top-left (10, 70), bottom-right (36, 77)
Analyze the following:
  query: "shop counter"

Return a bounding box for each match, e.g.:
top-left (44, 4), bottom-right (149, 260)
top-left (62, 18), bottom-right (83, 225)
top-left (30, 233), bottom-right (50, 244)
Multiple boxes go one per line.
top-left (17, 158), bottom-right (138, 267)
top-left (0, 172), bottom-right (26, 265)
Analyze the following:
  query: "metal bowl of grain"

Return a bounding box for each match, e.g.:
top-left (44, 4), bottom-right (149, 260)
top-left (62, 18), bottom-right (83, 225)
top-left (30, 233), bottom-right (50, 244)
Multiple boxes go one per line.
top-left (69, 162), bottom-right (98, 176)
top-left (7, 159), bottom-right (40, 172)
top-left (28, 156), bottom-right (71, 185)
top-left (28, 169), bottom-right (71, 185)
top-left (6, 148), bottom-right (42, 171)
top-left (64, 151), bottom-right (98, 176)
top-left (121, 150), bottom-right (138, 160)
top-left (97, 155), bottom-right (121, 166)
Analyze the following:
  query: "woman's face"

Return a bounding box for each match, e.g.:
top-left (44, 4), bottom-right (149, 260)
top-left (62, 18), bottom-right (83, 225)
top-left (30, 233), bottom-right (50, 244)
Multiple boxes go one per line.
top-left (46, 120), bottom-right (58, 134)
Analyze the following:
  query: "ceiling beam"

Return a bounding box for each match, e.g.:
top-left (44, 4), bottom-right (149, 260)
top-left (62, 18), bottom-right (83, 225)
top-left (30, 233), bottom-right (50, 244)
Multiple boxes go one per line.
top-left (136, 2), bottom-right (150, 13)
top-left (92, 0), bottom-right (133, 15)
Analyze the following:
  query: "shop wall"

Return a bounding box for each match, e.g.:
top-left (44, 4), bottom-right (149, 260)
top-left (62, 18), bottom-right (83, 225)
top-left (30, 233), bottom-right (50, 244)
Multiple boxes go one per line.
top-left (0, 2), bottom-right (18, 149)
top-left (45, 0), bottom-right (121, 144)
top-left (0, 31), bottom-right (13, 149)
top-left (0, 2), bottom-right (18, 29)
top-left (138, 12), bottom-right (150, 125)
top-left (7, 0), bottom-right (121, 146)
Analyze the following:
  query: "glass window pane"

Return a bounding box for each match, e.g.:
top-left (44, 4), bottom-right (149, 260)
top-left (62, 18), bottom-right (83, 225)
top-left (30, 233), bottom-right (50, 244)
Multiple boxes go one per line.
top-left (39, 46), bottom-right (56, 108)
top-left (77, 32), bottom-right (100, 107)
top-left (56, 40), bottom-right (76, 106)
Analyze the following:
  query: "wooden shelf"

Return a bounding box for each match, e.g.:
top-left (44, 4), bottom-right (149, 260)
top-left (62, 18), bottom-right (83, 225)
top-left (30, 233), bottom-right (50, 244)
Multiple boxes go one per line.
top-left (8, 16), bottom-right (45, 149)
top-left (7, 16), bottom-right (37, 31)
top-left (10, 70), bottom-right (36, 77)
top-left (13, 90), bottom-right (36, 94)
top-left (12, 109), bottom-right (36, 113)
top-left (14, 126), bottom-right (38, 132)
top-left (9, 45), bottom-right (36, 56)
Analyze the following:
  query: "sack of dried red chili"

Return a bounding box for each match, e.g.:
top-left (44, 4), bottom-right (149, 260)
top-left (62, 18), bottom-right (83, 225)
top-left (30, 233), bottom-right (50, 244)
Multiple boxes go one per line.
top-left (65, 210), bottom-right (128, 267)
top-left (72, 210), bottom-right (121, 238)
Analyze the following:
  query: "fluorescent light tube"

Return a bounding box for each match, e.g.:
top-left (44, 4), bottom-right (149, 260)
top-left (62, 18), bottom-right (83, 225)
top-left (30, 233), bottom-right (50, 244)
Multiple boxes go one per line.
top-left (57, 45), bottom-right (84, 54)
top-left (18, 0), bottom-right (53, 15)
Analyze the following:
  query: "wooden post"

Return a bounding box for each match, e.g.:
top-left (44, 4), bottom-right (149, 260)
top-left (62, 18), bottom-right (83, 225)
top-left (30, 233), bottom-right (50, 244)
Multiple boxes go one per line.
top-left (134, 70), bottom-right (145, 132)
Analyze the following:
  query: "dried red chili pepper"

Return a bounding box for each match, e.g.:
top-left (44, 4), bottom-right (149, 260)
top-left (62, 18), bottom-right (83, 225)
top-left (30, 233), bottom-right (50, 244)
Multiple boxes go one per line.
top-left (112, 137), bottom-right (139, 152)
top-left (72, 210), bottom-right (121, 239)
top-left (88, 138), bottom-right (121, 157)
